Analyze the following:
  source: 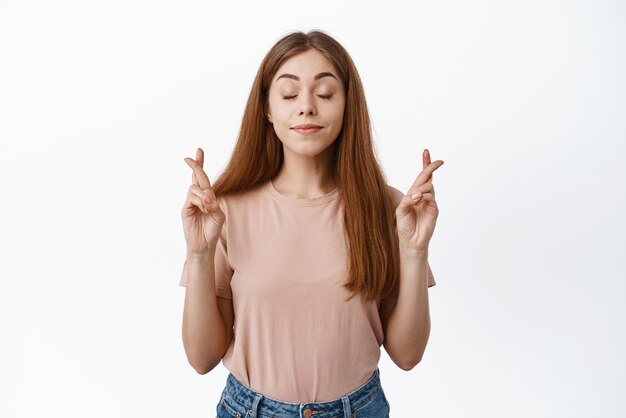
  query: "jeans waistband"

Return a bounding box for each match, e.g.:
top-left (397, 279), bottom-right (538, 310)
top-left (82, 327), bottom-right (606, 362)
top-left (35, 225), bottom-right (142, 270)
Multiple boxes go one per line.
top-left (222, 367), bottom-right (383, 418)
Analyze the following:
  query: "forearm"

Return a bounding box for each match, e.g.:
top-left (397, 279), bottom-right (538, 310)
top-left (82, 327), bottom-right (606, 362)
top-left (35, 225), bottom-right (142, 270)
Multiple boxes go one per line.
top-left (386, 244), bottom-right (431, 369)
top-left (181, 249), bottom-right (227, 374)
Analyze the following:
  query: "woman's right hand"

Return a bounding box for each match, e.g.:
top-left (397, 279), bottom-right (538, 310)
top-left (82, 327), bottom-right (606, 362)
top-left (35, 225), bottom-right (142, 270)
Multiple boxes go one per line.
top-left (181, 148), bottom-right (226, 254)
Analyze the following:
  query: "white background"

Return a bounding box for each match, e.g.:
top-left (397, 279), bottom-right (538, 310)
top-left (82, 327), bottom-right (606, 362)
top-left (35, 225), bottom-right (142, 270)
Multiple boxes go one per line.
top-left (1, 0), bottom-right (625, 417)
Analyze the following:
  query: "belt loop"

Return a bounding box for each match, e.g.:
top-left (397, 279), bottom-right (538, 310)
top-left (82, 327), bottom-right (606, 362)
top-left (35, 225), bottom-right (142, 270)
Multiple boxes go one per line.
top-left (341, 396), bottom-right (352, 418)
top-left (250, 394), bottom-right (263, 417)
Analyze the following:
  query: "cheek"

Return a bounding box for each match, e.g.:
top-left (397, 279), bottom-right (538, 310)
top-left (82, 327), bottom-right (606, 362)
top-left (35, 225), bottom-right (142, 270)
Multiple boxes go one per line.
top-left (272, 110), bottom-right (292, 128)
top-left (329, 103), bottom-right (345, 126)
top-left (268, 99), bottom-right (290, 120)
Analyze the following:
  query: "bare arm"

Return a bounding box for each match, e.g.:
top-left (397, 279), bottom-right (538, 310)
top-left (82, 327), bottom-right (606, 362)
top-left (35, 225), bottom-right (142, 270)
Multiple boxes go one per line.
top-left (181, 249), bottom-right (228, 374)
top-left (382, 246), bottom-right (431, 370)
top-left (383, 151), bottom-right (442, 370)
top-left (180, 148), bottom-right (230, 374)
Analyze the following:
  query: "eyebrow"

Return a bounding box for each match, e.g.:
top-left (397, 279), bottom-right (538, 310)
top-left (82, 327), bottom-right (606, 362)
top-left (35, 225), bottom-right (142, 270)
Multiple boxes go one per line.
top-left (275, 72), bottom-right (338, 82)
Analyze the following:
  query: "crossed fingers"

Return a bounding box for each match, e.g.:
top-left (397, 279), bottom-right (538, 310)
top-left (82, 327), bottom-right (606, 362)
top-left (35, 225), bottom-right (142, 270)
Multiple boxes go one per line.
top-left (184, 148), bottom-right (212, 191)
top-left (408, 149), bottom-right (444, 196)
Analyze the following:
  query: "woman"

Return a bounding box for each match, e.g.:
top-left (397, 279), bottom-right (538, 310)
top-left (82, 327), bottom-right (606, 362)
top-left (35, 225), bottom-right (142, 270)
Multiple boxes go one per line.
top-left (179, 29), bottom-right (443, 418)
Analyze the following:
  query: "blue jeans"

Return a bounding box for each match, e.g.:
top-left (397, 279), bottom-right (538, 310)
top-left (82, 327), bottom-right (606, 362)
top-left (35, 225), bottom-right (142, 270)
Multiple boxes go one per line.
top-left (216, 367), bottom-right (391, 418)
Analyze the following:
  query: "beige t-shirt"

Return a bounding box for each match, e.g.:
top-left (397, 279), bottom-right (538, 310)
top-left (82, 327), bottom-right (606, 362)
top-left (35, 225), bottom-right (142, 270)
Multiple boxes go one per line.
top-left (179, 179), bottom-right (435, 402)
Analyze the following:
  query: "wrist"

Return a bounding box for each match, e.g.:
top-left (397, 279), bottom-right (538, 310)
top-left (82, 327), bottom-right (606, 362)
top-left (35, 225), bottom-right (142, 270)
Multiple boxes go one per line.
top-left (186, 246), bottom-right (216, 260)
top-left (399, 241), bottom-right (428, 258)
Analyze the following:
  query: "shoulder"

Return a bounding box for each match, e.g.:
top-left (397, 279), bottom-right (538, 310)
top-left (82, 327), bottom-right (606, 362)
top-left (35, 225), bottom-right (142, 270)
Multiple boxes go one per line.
top-left (215, 182), bottom-right (268, 219)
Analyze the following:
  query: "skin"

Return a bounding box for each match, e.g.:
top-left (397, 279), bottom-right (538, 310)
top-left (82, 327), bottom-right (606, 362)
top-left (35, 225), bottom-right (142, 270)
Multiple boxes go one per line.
top-left (180, 149), bottom-right (231, 374)
top-left (382, 150), bottom-right (444, 369)
top-left (265, 48), bottom-right (346, 198)
top-left (182, 149), bottom-right (225, 253)
top-left (396, 149), bottom-right (445, 251)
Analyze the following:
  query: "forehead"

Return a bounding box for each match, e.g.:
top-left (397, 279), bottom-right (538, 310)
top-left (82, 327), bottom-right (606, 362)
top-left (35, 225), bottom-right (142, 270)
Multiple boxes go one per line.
top-left (273, 49), bottom-right (339, 84)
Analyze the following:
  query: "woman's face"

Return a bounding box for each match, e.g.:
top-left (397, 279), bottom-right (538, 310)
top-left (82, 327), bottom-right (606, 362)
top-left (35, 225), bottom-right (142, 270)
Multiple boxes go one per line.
top-left (266, 48), bottom-right (345, 158)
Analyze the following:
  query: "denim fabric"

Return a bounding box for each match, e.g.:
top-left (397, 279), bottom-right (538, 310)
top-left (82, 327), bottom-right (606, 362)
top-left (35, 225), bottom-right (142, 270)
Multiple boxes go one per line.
top-left (215, 367), bottom-right (391, 418)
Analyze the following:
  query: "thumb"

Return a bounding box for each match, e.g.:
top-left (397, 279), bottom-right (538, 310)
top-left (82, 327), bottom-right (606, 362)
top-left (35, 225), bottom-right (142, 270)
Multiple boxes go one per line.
top-left (396, 191), bottom-right (421, 218)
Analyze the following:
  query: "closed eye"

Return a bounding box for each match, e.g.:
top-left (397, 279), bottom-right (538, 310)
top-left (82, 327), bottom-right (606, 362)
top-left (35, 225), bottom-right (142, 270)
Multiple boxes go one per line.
top-left (282, 95), bottom-right (333, 100)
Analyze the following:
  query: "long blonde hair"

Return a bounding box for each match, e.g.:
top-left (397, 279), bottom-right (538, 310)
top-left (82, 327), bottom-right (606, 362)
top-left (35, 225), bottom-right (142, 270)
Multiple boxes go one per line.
top-left (211, 30), bottom-right (400, 303)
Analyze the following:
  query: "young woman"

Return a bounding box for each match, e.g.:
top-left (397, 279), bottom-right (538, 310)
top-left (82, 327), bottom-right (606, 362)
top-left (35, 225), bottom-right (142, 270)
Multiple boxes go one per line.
top-left (179, 29), bottom-right (444, 418)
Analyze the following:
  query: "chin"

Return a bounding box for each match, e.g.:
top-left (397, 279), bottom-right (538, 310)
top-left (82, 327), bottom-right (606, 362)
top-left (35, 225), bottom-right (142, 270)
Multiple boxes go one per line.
top-left (282, 140), bottom-right (334, 156)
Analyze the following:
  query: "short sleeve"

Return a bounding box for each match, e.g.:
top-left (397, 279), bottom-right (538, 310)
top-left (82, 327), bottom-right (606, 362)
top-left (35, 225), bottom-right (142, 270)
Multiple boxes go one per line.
top-left (179, 204), bottom-right (234, 299)
top-left (427, 261), bottom-right (436, 287)
top-left (388, 184), bottom-right (437, 288)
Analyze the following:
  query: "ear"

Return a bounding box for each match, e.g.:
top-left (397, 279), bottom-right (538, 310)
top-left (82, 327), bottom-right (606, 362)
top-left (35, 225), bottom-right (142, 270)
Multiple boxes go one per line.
top-left (264, 103), bottom-right (273, 123)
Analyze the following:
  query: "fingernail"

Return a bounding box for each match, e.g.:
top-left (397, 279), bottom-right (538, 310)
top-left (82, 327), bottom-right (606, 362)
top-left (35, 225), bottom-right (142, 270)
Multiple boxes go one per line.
top-left (411, 191), bottom-right (421, 199)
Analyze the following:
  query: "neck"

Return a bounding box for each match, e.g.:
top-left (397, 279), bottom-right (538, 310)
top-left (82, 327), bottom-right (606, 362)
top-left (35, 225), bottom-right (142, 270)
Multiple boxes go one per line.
top-left (272, 150), bottom-right (336, 199)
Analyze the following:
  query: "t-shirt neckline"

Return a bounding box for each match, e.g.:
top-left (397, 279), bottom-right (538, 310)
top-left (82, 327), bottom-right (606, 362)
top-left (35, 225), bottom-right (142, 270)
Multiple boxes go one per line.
top-left (265, 179), bottom-right (339, 206)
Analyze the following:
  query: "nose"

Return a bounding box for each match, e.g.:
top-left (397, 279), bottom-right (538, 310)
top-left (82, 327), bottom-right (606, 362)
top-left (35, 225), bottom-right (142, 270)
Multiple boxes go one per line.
top-left (299, 92), bottom-right (317, 116)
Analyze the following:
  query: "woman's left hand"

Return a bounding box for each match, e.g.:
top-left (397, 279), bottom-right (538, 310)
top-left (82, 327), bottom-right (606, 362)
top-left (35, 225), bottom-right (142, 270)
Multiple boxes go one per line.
top-left (396, 149), bottom-right (444, 251)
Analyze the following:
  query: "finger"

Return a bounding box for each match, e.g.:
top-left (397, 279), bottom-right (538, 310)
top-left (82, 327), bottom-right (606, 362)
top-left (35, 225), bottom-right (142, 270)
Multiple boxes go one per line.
top-left (197, 147), bottom-right (204, 168)
top-left (395, 193), bottom-right (419, 220)
top-left (189, 184), bottom-right (216, 205)
top-left (190, 184), bottom-right (221, 215)
top-left (184, 192), bottom-right (209, 214)
top-left (409, 192), bottom-right (435, 204)
top-left (405, 183), bottom-right (435, 204)
top-left (395, 191), bottom-right (436, 219)
top-left (190, 159), bottom-right (198, 186)
top-left (184, 157), bottom-right (212, 190)
top-left (423, 149), bottom-right (433, 184)
top-left (410, 182), bottom-right (434, 197)
top-left (192, 195), bottom-right (209, 213)
top-left (423, 148), bottom-right (431, 169)
top-left (188, 148), bottom-right (204, 185)
top-left (197, 148), bottom-right (205, 189)
top-left (190, 148), bottom-right (204, 185)
top-left (408, 159), bottom-right (444, 194)
top-left (191, 165), bottom-right (198, 186)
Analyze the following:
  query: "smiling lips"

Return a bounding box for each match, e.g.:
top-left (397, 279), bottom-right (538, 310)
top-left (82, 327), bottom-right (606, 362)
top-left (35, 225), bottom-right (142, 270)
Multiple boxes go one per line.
top-left (292, 124), bottom-right (322, 134)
